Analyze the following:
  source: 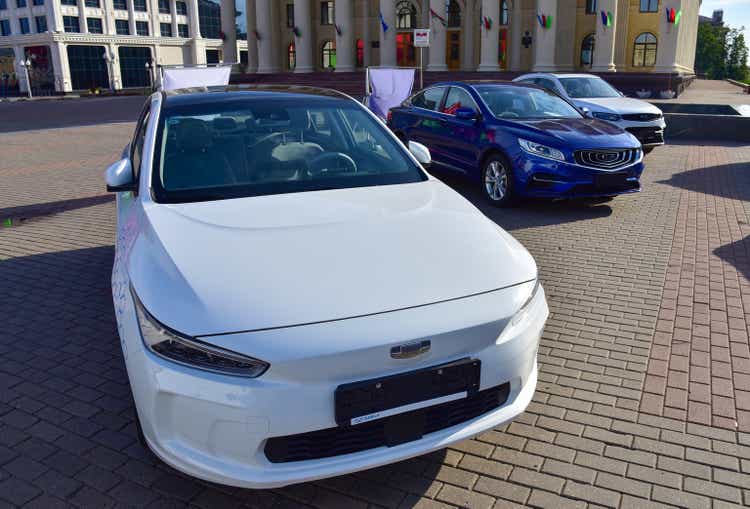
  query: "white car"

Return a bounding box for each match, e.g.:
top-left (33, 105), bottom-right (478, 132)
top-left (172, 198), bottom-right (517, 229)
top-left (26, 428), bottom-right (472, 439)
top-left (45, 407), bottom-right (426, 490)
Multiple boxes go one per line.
top-left (513, 73), bottom-right (666, 153)
top-left (106, 86), bottom-right (548, 489)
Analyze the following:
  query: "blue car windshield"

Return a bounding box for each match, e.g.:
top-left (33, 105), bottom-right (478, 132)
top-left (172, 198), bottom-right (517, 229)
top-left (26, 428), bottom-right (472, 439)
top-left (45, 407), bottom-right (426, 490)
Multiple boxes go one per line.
top-left (477, 86), bottom-right (582, 120)
top-left (559, 77), bottom-right (621, 98)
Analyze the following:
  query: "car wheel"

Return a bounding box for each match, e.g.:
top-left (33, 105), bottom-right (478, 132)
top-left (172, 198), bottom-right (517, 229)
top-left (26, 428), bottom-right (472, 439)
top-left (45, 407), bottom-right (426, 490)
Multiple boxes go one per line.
top-left (482, 155), bottom-right (515, 207)
top-left (643, 146), bottom-right (654, 155)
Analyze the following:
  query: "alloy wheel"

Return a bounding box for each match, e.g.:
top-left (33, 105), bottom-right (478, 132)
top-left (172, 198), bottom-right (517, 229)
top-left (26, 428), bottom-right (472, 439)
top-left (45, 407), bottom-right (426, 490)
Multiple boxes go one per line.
top-left (484, 161), bottom-right (508, 201)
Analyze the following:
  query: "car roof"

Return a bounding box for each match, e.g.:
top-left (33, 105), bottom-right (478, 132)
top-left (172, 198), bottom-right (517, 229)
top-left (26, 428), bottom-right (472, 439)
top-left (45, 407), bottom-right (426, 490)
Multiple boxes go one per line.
top-left (518, 73), bottom-right (602, 79)
top-left (161, 84), bottom-right (354, 107)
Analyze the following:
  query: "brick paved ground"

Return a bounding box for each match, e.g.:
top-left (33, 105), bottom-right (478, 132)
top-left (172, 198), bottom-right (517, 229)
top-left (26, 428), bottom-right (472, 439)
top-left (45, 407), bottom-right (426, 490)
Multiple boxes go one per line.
top-left (1, 123), bottom-right (749, 508)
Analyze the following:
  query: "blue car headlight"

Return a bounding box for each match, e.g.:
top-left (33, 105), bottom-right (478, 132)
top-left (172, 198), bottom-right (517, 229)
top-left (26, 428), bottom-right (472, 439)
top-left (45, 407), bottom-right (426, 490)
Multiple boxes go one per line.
top-left (518, 138), bottom-right (566, 162)
top-left (592, 111), bottom-right (622, 122)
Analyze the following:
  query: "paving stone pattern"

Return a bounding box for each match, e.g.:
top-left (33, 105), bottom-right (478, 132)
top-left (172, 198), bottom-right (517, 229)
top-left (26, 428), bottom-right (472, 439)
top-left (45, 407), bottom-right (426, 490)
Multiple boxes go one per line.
top-left (1, 123), bottom-right (749, 508)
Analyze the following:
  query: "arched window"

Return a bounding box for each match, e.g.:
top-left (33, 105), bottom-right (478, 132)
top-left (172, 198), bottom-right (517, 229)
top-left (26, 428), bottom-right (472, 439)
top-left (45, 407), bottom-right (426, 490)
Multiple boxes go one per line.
top-left (447, 0), bottom-right (461, 28)
top-left (501, 0), bottom-right (509, 25)
top-left (287, 41), bottom-right (296, 70)
top-left (356, 38), bottom-right (364, 67)
top-left (396, 1), bottom-right (417, 29)
top-left (580, 33), bottom-right (595, 67)
top-left (633, 32), bottom-right (657, 67)
top-left (321, 40), bottom-right (336, 69)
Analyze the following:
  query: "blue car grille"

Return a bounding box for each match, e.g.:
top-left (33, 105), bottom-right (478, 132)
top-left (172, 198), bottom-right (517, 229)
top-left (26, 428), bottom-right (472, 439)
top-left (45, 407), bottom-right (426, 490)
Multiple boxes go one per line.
top-left (574, 148), bottom-right (639, 170)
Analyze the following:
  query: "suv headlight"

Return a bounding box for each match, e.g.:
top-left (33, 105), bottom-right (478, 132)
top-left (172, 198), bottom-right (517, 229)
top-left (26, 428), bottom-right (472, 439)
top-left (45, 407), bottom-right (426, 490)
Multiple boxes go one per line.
top-left (131, 286), bottom-right (269, 378)
top-left (518, 139), bottom-right (565, 162)
top-left (592, 111), bottom-right (622, 122)
top-left (511, 279), bottom-right (540, 327)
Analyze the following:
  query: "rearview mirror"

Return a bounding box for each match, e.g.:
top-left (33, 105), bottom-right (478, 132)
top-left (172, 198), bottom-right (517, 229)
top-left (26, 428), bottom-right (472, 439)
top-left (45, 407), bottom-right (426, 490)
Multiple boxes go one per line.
top-left (408, 141), bottom-right (431, 168)
top-left (455, 107), bottom-right (478, 121)
top-left (580, 106), bottom-right (592, 118)
top-left (105, 158), bottom-right (136, 192)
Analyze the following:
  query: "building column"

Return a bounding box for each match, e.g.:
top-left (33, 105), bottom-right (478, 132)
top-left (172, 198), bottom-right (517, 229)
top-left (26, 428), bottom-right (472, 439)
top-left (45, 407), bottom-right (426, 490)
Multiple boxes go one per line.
top-left (335, 0), bottom-right (354, 71)
top-left (509, 0), bottom-right (522, 70)
top-left (244, 0), bottom-right (258, 72)
top-left (654, 0), bottom-right (694, 74)
top-left (102, 0), bottom-right (116, 34)
top-left (188, 0), bottom-right (206, 64)
top-left (255, 0), bottom-right (277, 72)
top-left (107, 43), bottom-right (123, 89)
top-left (532, 0), bottom-right (557, 71)
top-left (362, 0), bottom-right (371, 67)
top-left (477, 0), bottom-right (499, 71)
top-left (170, 0), bottom-right (179, 37)
top-left (50, 42), bottom-right (73, 92)
top-left (460, 0), bottom-right (475, 71)
top-left (221, 0), bottom-right (237, 63)
top-left (293, 0), bottom-right (313, 72)
top-left (591, 0), bottom-right (616, 71)
top-left (78, 0), bottom-right (89, 33)
top-left (13, 46), bottom-right (30, 94)
top-left (427, 0), bottom-right (447, 70)
top-left (128, 0), bottom-right (137, 36)
top-left (378, 0), bottom-right (396, 66)
top-left (47, 0), bottom-right (64, 32)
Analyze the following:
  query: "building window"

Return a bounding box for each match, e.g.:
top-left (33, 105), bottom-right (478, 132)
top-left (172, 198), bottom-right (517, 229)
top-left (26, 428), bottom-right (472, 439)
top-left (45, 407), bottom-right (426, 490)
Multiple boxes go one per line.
top-left (205, 48), bottom-right (220, 63)
top-left (87, 17), bottom-right (103, 33)
top-left (581, 33), bottom-right (595, 66)
top-left (198, 0), bottom-right (221, 38)
top-left (447, 0), bottom-right (461, 28)
top-left (16, 0), bottom-right (26, 7)
top-left (175, 0), bottom-right (187, 14)
top-left (234, 0), bottom-right (246, 38)
top-left (320, 1), bottom-right (333, 25)
top-left (158, 0), bottom-right (169, 13)
top-left (32, 0), bottom-right (43, 5)
top-left (640, 0), bottom-right (658, 12)
top-left (63, 15), bottom-right (80, 33)
top-left (501, 0), bottom-right (509, 25)
top-left (35, 15), bottom-right (47, 32)
top-left (585, 0), bottom-right (596, 15)
top-left (633, 32), bottom-right (657, 66)
top-left (119, 46), bottom-right (152, 87)
top-left (160, 22), bottom-right (172, 36)
top-left (115, 19), bottom-right (129, 34)
top-left (396, 1), bottom-right (416, 29)
top-left (136, 20), bottom-right (149, 35)
top-left (67, 45), bottom-right (109, 90)
top-left (113, 0), bottom-right (126, 9)
top-left (19, 17), bottom-right (30, 34)
top-left (0, 0), bottom-right (6, 9)
top-left (321, 39), bottom-right (335, 68)
top-left (133, 0), bottom-right (147, 11)
top-left (286, 3), bottom-right (294, 27)
top-left (240, 49), bottom-right (247, 65)
top-left (287, 41), bottom-right (295, 69)
top-left (0, 19), bottom-right (9, 36)
top-left (61, 0), bottom-right (76, 4)
top-left (177, 23), bottom-right (188, 37)
top-left (85, 0), bottom-right (99, 7)
top-left (356, 38), bottom-right (363, 67)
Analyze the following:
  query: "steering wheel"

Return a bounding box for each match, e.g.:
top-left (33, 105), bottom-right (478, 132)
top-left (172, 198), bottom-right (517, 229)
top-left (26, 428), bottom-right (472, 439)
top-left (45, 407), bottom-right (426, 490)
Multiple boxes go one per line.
top-left (307, 152), bottom-right (357, 176)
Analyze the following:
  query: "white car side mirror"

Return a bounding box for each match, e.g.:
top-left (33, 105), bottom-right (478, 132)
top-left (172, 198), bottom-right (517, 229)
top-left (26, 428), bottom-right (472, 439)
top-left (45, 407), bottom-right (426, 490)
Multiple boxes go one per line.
top-left (105, 158), bottom-right (136, 192)
top-left (408, 141), bottom-right (431, 167)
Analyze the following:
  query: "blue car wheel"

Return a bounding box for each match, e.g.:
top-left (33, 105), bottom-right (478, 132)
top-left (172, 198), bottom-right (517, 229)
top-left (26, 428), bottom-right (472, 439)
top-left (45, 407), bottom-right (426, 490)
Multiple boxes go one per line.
top-left (482, 154), bottom-right (515, 207)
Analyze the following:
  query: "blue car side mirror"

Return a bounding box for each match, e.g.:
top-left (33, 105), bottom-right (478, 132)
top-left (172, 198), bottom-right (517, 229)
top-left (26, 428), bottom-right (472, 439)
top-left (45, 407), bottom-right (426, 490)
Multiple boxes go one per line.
top-left (455, 107), bottom-right (478, 121)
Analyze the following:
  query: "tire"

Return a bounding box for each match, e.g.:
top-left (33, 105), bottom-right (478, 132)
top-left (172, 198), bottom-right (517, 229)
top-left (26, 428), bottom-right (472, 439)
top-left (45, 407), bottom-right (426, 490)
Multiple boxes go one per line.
top-left (481, 154), bottom-right (515, 207)
top-left (643, 146), bottom-right (655, 155)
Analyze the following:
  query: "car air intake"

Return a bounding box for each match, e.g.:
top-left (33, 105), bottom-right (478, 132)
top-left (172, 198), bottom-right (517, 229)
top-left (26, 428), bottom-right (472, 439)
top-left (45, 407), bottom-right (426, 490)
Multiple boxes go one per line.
top-left (264, 383), bottom-right (511, 463)
top-left (574, 148), bottom-right (639, 170)
top-left (621, 113), bottom-right (662, 122)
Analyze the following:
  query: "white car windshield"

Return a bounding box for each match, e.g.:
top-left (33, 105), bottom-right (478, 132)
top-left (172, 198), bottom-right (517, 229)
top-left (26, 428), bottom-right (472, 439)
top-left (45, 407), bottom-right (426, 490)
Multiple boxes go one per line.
top-left (559, 77), bottom-right (621, 98)
top-left (477, 86), bottom-right (582, 120)
top-left (152, 95), bottom-right (426, 203)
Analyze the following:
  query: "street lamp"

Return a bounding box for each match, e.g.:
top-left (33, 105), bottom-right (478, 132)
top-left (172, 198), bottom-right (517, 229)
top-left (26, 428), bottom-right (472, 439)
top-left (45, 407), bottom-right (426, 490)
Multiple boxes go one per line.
top-left (144, 61), bottom-right (155, 90)
top-left (18, 58), bottom-right (32, 99)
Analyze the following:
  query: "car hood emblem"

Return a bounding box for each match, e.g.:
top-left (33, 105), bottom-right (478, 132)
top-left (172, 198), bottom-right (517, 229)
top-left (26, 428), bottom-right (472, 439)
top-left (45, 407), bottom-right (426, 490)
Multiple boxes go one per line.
top-left (391, 340), bottom-right (431, 359)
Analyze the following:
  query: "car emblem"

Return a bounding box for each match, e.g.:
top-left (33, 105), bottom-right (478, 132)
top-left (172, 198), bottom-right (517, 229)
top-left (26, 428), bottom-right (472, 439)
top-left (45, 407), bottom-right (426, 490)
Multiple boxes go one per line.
top-left (391, 340), bottom-right (431, 359)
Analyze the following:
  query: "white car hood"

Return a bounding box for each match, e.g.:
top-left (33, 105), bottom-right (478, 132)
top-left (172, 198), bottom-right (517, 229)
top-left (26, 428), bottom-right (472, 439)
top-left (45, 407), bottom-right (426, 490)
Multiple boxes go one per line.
top-left (573, 97), bottom-right (663, 115)
top-left (129, 180), bottom-right (536, 336)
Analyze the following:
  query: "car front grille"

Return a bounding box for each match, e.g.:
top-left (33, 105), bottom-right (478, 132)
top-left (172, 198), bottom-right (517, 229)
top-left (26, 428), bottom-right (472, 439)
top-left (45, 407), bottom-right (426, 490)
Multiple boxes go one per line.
top-left (264, 383), bottom-right (511, 463)
top-left (622, 113), bottom-right (662, 122)
top-left (625, 127), bottom-right (664, 145)
top-left (574, 148), bottom-right (640, 170)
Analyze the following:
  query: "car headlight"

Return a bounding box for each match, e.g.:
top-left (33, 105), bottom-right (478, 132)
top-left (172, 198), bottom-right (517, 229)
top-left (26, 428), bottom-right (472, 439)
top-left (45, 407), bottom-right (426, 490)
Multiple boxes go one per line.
top-left (131, 286), bottom-right (269, 378)
top-left (518, 139), bottom-right (565, 162)
top-left (592, 111), bottom-right (622, 122)
top-left (511, 279), bottom-right (540, 327)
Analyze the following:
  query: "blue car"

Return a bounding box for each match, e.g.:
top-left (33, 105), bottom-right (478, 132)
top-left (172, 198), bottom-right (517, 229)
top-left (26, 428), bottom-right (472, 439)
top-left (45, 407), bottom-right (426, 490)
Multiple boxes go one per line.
top-left (387, 81), bottom-right (644, 206)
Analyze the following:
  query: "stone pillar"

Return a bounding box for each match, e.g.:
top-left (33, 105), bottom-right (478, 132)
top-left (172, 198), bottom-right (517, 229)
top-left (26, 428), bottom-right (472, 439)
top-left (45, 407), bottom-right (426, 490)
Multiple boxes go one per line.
top-left (78, 0), bottom-right (88, 33)
top-left (335, 0), bottom-right (354, 71)
top-left (477, 0), bottom-right (499, 71)
top-left (47, 0), bottom-right (64, 32)
top-left (13, 46), bottom-right (30, 94)
top-left (509, 0), bottom-right (522, 70)
top-left (221, 0), bottom-right (237, 62)
top-left (654, 0), bottom-right (694, 73)
top-left (255, 0), bottom-right (277, 72)
top-left (188, 0), bottom-right (206, 63)
top-left (107, 43), bottom-right (123, 89)
top-left (532, 0), bottom-right (557, 71)
top-left (293, 0), bottom-right (313, 72)
top-left (50, 42), bottom-right (73, 92)
top-left (427, 0), bottom-right (447, 70)
top-left (378, 0), bottom-right (396, 66)
top-left (150, 0), bottom-right (161, 37)
top-left (244, 0), bottom-right (258, 72)
top-left (102, 0), bottom-right (116, 34)
top-left (362, 0), bottom-right (371, 67)
top-left (461, 0), bottom-right (474, 71)
top-left (170, 0), bottom-right (179, 37)
top-left (591, 0), bottom-right (616, 71)
top-left (128, 0), bottom-right (137, 36)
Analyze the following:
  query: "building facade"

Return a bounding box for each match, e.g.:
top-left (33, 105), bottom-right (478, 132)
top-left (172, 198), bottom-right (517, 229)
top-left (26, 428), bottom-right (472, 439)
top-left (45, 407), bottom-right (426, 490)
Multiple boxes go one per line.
top-left (0, 0), bottom-right (699, 94)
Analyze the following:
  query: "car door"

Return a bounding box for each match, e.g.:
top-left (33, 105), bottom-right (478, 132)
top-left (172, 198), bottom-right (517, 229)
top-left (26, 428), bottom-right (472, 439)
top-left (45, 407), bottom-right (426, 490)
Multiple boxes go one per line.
top-left (400, 86), bottom-right (448, 159)
top-left (435, 86), bottom-right (483, 172)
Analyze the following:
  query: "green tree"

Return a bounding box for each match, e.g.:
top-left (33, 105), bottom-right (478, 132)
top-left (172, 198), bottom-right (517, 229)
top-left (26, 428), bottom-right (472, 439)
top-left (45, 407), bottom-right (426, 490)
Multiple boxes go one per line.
top-left (726, 30), bottom-right (749, 81)
top-left (695, 23), bottom-right (729, 79)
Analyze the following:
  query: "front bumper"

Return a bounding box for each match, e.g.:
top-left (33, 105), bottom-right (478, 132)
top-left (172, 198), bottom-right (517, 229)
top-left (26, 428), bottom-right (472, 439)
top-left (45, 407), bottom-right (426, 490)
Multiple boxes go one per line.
top-left (617, 118), bottom-right (666, 147)
top-left (513, 151), bottom-right (644, 199)
top-left (117, 284), bottom-right (548, 489)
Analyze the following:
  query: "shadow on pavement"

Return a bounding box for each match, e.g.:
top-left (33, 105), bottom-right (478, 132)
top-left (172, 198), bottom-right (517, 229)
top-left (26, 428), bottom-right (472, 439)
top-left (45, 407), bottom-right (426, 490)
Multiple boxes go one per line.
top-left (714, 236), bottom-right (750, 284)
top-left (0, 195), bottom-right (113, 225)
top-left (656, 162), bottom-right (750, 202)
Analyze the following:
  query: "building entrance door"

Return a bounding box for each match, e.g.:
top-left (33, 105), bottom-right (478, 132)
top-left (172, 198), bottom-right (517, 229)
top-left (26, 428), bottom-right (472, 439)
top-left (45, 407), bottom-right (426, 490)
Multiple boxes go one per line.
top-left (446, 30), bottom-right (460, 69)
top-left (396, 32), bottom-right (415, 66)
top-left (118, 47), bottom-right (152, 88)
top-left (67, 45), bottom-right (109, 91)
